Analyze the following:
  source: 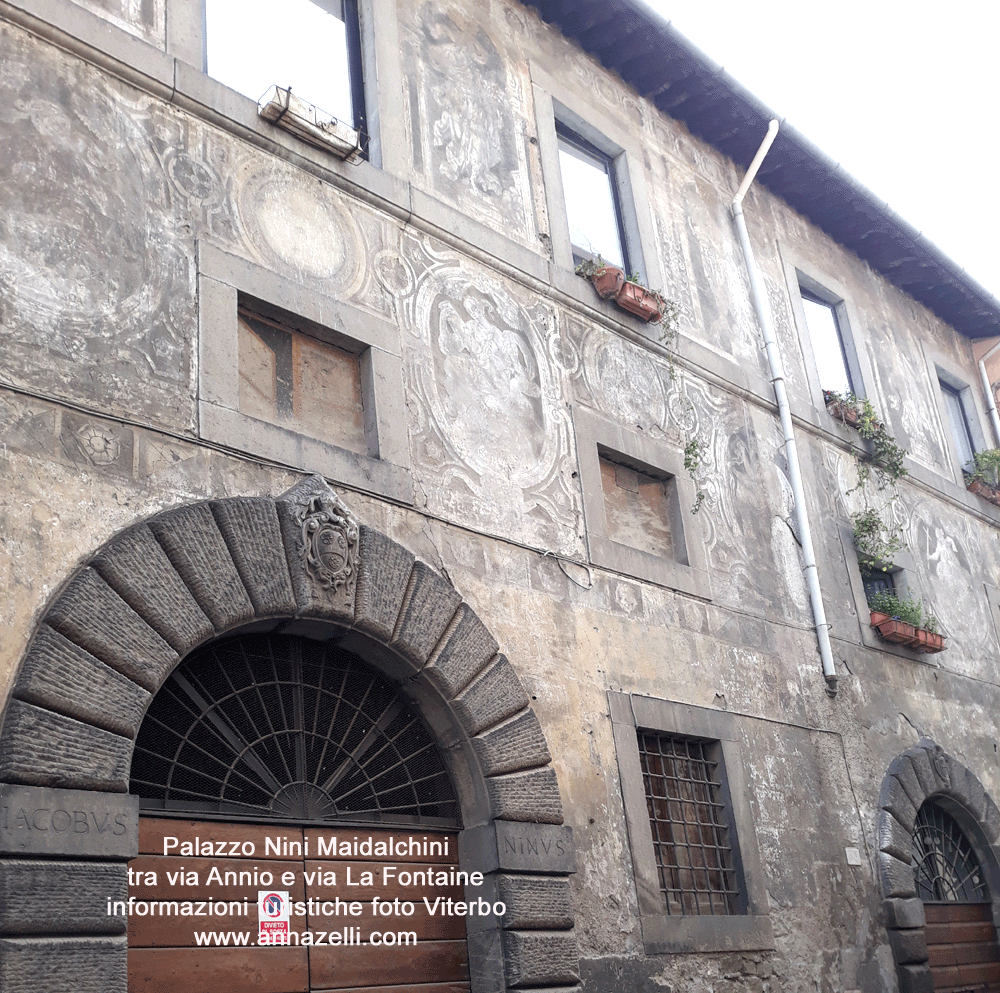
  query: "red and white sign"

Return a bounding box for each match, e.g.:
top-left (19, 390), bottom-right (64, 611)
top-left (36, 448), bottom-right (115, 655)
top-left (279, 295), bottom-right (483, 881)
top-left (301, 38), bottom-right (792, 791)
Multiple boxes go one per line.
top-left (258, 890), bottom-right (290, 945)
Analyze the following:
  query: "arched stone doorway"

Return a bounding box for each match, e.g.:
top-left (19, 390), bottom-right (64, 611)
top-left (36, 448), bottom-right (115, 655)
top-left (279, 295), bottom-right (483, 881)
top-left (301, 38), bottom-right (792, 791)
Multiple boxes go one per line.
top-left (0, 477), bottom-right (580, 993)
top-left (879, 741), bottom-right (1000, 992)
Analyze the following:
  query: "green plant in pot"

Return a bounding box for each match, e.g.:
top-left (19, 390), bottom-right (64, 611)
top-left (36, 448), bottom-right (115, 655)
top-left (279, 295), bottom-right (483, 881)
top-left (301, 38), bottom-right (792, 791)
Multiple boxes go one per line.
top-left (965, 448), bottom-right (1000, 505)
top-left (852, 507), bottom-right (905, 572)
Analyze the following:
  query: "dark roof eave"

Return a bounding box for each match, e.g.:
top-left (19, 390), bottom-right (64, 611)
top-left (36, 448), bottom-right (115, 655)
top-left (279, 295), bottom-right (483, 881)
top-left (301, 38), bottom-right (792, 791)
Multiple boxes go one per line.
top-left (522, 0), bottom-right (1000, 339)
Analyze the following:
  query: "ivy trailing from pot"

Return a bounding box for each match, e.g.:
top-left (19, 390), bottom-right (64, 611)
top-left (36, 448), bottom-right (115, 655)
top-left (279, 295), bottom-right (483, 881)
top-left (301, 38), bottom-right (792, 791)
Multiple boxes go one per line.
top-left (823, 390), bottom-right (908, 490)
top-left (852, 507), bottom-right (905, 572)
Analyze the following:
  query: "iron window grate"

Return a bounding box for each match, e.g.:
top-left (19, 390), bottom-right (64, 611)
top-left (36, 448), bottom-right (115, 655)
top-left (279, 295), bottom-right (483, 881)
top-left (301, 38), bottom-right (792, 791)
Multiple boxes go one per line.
top-left (131, 634), bottom-right (460, 826)
top-left (912, 802), bottom-right (989, 903)
top-left (637, 730), bottom-right (740, 916)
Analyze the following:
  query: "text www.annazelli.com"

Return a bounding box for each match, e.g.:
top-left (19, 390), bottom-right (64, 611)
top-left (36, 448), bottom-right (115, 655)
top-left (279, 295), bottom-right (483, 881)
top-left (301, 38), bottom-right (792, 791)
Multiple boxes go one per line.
top-left (193, 930), bottom-right (418, 947)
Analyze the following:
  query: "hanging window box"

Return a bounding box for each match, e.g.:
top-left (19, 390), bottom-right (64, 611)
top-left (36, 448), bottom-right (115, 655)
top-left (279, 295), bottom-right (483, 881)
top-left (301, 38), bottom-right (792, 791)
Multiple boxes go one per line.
top-left (911, 628), bottom-right (946, 654)
top-left (258, 86), bottom-right (362, 161)
top-left (967, 477), bottom-right (1000, 507)
top-left (586, 263), bottom-right (626, 300)
top-left (869, 611), bottom-right (917, 645)
top-left (615, 280), bottom-right (667, 323)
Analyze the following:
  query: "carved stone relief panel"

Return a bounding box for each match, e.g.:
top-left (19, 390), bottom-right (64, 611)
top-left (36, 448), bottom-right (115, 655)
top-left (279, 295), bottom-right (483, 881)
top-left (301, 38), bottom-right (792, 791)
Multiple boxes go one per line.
top-left (0, 25), bottom-right (192, 429)
top-left (395, 236), bottom-right (581, 556)
top-left (401, 1), bottom-right (537, 247)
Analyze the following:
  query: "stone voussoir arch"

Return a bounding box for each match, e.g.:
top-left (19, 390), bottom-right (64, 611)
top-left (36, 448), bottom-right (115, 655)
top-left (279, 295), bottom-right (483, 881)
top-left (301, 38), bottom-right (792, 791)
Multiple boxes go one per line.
top-left (878, 740), bottom-right (1000, 993)
top-left (0, 475), bottom-right (579, 993)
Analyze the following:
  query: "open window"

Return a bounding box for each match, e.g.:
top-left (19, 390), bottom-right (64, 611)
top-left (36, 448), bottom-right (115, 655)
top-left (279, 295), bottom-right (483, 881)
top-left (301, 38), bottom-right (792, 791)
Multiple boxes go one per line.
top-left (204, 0), bottom-right (367, 156)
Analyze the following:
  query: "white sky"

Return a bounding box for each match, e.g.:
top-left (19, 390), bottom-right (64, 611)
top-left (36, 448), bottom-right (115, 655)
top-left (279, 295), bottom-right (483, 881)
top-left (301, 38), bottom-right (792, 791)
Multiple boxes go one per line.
top-left (641, 0), bottom-right (1000, 303)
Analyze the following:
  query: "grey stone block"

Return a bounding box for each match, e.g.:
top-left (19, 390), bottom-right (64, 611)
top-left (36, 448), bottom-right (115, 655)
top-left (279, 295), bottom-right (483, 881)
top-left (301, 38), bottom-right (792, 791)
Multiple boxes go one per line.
top-left (896, 962), bottom-right (934, 993)
top-left (495, 875), bottom-right (574, 930)
top-left (488, 767), bottom-right (564, 824)
top-left (466, 925), bottom-right (505, 993)
top-left (276, 477), bottom-right (357, 624)
top-left (148, 503), bottom-right (255, 632)
top-left (888, 928), bottom-right (928, 965)
top-left (882, 897), bottom-right (925, 930)
top-left (424, 605), bottom-right (499, 698)
top-left (880, 777), bottom-right (918, 834)
top-left (944, 760), bottom-right (977, 813)
top-left (473, 709), bottom-right (552, 776)
top-left (961, 767), bottom-right (986, 821)
top-left (502, 930), bottom-right (580, 987)
top-left (44, 569), bottom-right (178, 691)
top-left (0, 935), bottom-right (127, 992)
top-left (0, 702), bottom-right (132, 794)
top-left (354, 525), bottom-right (415, 642)
top-left (454, 655), bottom-right (529, 736)
top-left (460, 821), bottom-right (575, 877)
top-left (908, 745), bottom-right (946, 800)
top-left (878, 852), bottom-right (917, 899)
top-left (982, 792), bottom-right (1000, 844)
top-left (0, 784), bottom-right (139, 860)
top-left (391, 562), bottom-right (462, 666)
top-left (888, 756), bottom-right (924, 811)
top-left (90, 524), bottom-right (214, 656)
top-left (210, 497), bottom-right (297, 616)
top-left (878, 809), bottom-right (913, 865)
top-left (0, 860), bottom-right (127, 935)
top-left (13, 626), bottom-right (150, 739)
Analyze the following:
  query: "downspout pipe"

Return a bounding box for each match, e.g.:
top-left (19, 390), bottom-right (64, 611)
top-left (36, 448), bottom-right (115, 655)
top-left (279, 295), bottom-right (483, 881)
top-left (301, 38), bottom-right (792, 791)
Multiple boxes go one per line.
top-left (977, 339), bottom-right (1000, 446)
top-left (731, 120), bottom-right (839, 696)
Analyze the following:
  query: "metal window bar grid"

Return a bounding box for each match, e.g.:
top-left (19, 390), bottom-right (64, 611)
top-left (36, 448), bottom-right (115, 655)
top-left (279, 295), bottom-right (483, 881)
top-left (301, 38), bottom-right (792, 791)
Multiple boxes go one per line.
top-left (912, 802), bottom-right (990, 904)
top-left (638, 731), bottom-right (740, 915)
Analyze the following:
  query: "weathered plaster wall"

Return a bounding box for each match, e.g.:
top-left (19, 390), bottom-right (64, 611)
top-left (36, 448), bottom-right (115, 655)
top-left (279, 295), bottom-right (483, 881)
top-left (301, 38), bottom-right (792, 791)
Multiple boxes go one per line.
top-left (2, 2), bottom-right (1000, 992)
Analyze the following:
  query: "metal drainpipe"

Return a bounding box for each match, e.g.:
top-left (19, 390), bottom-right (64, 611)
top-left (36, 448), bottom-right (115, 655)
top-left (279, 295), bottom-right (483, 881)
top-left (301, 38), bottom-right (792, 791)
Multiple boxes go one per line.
top-left (731, 120), bottom-right (838, 696)
top-left (978, 339), bottom-right (1000, 446)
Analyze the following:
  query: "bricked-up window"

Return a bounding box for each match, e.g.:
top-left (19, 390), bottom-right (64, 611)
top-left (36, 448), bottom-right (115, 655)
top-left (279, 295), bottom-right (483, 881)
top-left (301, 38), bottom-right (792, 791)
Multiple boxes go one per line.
top-left (638, 731), bottom-right (740, 916)
top-left (599, 455), bottom-right (675, 560)
top-left (238, 305), bottom-right (367, 455)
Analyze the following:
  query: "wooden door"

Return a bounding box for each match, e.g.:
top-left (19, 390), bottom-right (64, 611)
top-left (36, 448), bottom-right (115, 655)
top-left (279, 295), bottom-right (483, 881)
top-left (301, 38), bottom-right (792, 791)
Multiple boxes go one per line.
top-left (925, 902), bottom-right (1000, 992)
top-left (128, 818), bottom-right (469, 993)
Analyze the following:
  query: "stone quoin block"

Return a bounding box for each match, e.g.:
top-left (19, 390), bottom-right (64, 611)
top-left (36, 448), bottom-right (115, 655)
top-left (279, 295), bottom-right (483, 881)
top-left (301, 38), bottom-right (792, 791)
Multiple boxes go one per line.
top-left (0, 935), bottom-right (127, 993)
top-left (0, 785), bottom-right (139, 860)
top-left (0, 702), bottom-right (132, 794)
top-left (878, 851), bottom-right (917, 900)
top-left (882, 897), bottom-right (926, 931)
top-left (982, 792), bottom-right (1000, 844)
top-left (147, 502), bottom-right (255, 632)
top-left (880, 776), bottom-right (918, 833)
top-left (878, 808), bottom-right (914, 865)
top-left (896, 962), bottom-right (935, 993)
top-left (44, 569), bottom-right (178, 691)
top-left (13, 625), bottom-right (150, 739)
top-left (210, 498), bottom-right (297, 617)
top-left (494, 875), bottom-right (575, 931)
top-left (888, 928), bottom-right (929, 966)
top-left (487, 767), bottom-right (564, 825)
top-left (353, 525), bottom-right (415, 642)
top-left (960, 767), bottom-right (987, 821)
top-left (460, 821), bottom-right (576, 876)
top-left (423, 604), bottom-right (499, 698)
top-left (454, 655), bottom-right (530, 737)
top-left (391, 562), bottom-right (462, 666)
top-left (90, 523), bottom-right (214, 656)
top-left (473, 709), bottom-right (552, 776)
top-left (502, 930), bottom-right (580, 987)
top-left (0, 861), bottom-right (127, 935)
top-left (887, 755), bottom-right (924, 811)
top-left (908, 745), bottom-right (947, 799)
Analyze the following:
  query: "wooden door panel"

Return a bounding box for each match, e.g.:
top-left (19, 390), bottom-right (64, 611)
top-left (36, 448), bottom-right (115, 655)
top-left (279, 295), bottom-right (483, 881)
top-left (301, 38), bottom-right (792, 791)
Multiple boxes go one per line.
top-left (129, 947), bottom-right (309, 993)
top-left (309, 939), bottom-right (470, 989)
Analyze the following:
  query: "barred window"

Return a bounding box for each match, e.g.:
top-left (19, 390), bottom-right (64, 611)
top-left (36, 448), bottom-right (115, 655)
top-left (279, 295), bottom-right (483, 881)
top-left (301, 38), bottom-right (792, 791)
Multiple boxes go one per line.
top-left (638, 731), bottom-right (740, 916)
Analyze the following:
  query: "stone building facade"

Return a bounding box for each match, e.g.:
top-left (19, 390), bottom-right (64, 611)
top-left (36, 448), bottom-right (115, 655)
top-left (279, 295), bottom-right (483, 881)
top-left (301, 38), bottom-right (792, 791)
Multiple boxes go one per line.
top-left (2, 1), bottom-right (1000, 992)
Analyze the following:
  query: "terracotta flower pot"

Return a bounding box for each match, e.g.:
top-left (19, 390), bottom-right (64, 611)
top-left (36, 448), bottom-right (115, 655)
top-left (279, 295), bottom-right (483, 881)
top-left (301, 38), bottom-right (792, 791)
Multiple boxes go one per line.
top-left (826, 399), bottom-right (860, 427)
top-left (588, 265), bottom-right (626, 300)
top-left (871, 615), bottom-right (917, 645)
top-left (967, 478), bottom-right (1000, 507)
top-left (615, 280), bottom-right (666, 323)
